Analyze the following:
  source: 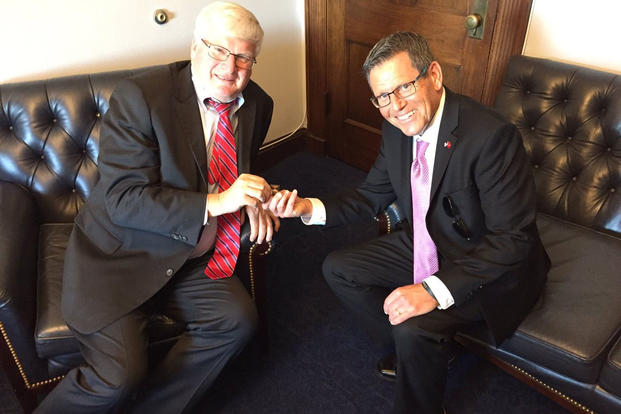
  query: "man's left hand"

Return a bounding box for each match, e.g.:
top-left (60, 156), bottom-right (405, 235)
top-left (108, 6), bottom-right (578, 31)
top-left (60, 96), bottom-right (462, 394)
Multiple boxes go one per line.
top-left (383, 284), bottom-right (438, 325)
top-left (244, 205), bottom-right (280, 244)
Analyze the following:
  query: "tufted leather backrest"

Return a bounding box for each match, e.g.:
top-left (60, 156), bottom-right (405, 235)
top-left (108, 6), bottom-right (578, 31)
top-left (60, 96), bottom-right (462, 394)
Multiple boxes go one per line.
top-left (0, 67), bottom-right (156, 223)
top-left (494, 55), bottom-right (620, 237)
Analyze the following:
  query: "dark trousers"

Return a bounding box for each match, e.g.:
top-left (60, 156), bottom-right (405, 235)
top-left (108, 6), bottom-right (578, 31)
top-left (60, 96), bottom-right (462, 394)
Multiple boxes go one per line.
top-left (35, 255), bottom-right (258, 414)
top-left (322, 230), bottom-right (483, 414)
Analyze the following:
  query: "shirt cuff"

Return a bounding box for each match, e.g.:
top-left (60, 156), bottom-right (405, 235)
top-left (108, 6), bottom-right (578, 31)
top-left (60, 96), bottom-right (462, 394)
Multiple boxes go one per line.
top-left (301, 198), bottom-right (326, 225)
top-left (424, 275), bottom-right (455, 310)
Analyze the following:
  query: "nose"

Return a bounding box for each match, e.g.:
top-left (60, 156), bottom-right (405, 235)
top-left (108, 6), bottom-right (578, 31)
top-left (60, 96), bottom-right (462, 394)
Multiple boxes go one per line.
top-left (219, 54), bottom-right (237, 73)
top-left (390, 94), bottom-right (406, 112)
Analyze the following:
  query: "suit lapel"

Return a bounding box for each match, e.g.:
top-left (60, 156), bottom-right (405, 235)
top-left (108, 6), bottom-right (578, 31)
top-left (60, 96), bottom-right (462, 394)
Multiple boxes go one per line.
top-left (399, 130), bottom-right (415, 224)
top-left (173, 63), bottom-right (208, 192)
top-left (235, 93), bottom-right (256, 174)
top-left (430, 89), bottom-right (459, 201)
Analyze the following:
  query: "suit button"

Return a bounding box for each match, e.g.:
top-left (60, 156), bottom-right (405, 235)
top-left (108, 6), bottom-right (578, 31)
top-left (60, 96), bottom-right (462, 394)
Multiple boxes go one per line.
top-left (166, 268), bottom-right (174, 277)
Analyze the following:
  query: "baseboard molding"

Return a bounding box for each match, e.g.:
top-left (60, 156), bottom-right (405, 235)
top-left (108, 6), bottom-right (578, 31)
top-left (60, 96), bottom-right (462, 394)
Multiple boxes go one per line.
top-left (254, 128), bottom-right (326, 173)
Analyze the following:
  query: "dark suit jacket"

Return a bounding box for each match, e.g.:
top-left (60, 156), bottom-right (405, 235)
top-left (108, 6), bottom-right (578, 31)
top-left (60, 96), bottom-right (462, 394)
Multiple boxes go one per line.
top-left (324, 89), bottom-right (549, 344)
top-left (62, 61), bottom-right (273, 334)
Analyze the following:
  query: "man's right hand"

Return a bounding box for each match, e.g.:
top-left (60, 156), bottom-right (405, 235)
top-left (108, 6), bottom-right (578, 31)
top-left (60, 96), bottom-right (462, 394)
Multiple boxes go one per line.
top-left (207, 173), bottom-right (273, 217)
top-left (267, 189), bottom-right (313, 218)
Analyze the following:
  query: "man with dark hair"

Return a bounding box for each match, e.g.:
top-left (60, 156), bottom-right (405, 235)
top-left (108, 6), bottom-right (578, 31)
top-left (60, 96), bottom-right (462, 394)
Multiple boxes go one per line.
top-left (36, 2), bottom-right (276, 413)
top-left (270, 31), bottom-right (549, 413)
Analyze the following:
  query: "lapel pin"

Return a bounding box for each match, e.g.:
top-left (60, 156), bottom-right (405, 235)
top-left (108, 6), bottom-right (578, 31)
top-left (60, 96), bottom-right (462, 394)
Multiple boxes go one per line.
top-left (443, 140), bottom-right (452, 149)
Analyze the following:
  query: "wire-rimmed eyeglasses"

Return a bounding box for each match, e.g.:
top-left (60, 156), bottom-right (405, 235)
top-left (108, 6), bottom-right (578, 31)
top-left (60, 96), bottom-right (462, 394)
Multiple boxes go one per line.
top-left (201, 39), bottom-right (256, 69)
top-left (370, 64), bottom-right (429, 108)
top-left (443, 196), bottom-right (472, 240)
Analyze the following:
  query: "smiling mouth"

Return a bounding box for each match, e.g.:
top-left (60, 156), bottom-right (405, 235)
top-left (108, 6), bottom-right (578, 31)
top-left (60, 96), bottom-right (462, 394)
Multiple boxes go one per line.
top-left (397, 110), bottom-right (416, 121)
top-left (215, 74), bottom-right (235, 82)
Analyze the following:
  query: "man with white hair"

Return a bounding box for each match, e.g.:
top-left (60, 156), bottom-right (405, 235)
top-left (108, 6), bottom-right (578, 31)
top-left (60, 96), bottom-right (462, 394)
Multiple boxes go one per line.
top-left (35, 2), bottom-right (275, 412)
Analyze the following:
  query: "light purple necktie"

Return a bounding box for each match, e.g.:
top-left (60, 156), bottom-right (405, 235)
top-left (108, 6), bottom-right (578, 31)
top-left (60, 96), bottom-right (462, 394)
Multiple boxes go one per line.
top-left (411, 140), bottom-right (439, 284)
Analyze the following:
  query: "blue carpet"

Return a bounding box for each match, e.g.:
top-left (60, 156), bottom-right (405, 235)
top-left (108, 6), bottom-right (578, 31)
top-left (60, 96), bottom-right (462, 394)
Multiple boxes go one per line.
top-left (0, 152), bottom-right (569, 413)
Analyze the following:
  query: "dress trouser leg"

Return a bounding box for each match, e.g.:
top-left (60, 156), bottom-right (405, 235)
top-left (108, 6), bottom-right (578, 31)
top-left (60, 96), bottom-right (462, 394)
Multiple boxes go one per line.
top-left (322, 231), bottom-right (415, 346)
top-left (36, 256), bottom-right (257, 414)
top-left (34, 312), bottom-right (150, 414)
top-left (390, 301), bottom-right (481, 414)
top-left (127, 257), bottom-right (258, 413)
top-left (322, 230), bottom-right (482, 414)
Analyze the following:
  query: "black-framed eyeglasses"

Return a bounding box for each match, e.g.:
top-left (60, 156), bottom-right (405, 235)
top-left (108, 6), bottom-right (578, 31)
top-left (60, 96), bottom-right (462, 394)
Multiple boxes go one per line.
top-left (370, 64), bottom-right (429, 108)
top-left (443, 196), bottom-right (472, 240)
top-left (201, 39), bottom-right (256, 69)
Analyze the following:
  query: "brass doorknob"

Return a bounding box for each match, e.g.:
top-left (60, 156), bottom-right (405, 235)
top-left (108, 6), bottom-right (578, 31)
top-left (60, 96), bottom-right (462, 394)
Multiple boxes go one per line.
top-left (465, 14), bottom-right (483, 30)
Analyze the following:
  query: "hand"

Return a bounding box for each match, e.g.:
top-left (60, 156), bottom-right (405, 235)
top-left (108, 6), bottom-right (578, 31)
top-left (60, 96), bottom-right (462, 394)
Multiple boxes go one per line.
top-left (245, 205), bottom-right (280, 244)
top-left (266, 189), bottom-right (313, 218)
top-left (208, 174), bottom-right (273, 217)
top-left (383, 284), bottom-right (438, 325)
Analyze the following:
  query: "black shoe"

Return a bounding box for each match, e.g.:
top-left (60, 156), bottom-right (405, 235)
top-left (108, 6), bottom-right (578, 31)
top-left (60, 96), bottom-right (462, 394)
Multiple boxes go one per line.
top-left (376, 349), bottom-right (457, 382)
top-left (376, 354), bottom-right (397, 382)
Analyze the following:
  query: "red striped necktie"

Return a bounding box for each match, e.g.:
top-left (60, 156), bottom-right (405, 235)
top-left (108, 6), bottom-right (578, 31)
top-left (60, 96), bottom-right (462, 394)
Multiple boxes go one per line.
top-left (204, 98), bottom-right (241, 279)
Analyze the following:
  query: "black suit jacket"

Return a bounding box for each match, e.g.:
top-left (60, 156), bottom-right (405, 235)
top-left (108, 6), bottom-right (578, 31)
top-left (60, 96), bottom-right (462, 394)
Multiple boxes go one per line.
top-left (62, 61), bottom-right (273, 334)
top-left (325, 89), bottom-right (549, 344)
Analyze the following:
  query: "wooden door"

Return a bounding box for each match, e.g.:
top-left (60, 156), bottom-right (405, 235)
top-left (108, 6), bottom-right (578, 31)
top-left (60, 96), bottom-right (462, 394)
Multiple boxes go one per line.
top-left (306, 0), bottom-right (532, 170)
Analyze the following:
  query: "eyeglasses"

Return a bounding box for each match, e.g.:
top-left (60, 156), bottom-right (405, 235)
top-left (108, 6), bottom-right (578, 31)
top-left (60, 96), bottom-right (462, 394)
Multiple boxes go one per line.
top-left (370, 64), bottom-right (429, 108)
top-left (201, 39), bottom-right (256, 69)
top-left (442, 196), bottom-right (472, 240)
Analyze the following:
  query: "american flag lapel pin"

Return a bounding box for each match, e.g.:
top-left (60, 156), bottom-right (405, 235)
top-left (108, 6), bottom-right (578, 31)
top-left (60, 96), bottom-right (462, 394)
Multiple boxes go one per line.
top-left (443, 140), bottom-right (452, 149)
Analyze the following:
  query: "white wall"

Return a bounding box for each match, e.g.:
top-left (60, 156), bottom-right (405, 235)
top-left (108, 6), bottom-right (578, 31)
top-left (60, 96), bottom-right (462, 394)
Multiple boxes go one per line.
top-left (0, 0), bottom-right (306, 143)
top-left (523, 0), bottom-right (621, 74)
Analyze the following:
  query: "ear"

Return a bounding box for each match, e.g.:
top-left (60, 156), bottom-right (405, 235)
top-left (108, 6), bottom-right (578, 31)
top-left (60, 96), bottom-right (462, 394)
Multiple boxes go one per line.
top-left (190, 40), bottom-right (199, 60)
top-left (428, 61), bottom-right (443, 91)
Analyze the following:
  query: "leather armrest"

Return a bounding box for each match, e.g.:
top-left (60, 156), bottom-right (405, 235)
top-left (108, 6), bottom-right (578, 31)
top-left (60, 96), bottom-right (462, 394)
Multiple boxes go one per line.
top-left (237, 216), bottom-right (273, 351)
top-left (376, 202), bottom-right (406, 235)
top-left (0, 180), bottom-right (49, 380)
top-left (0, 181), bottom-right (40, 313)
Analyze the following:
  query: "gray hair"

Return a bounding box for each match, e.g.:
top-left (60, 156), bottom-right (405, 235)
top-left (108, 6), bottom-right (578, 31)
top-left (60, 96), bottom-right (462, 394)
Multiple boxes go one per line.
top-left (362, 32), bottom-right (434, 80)
top-left (193, 1), bottom-right (264, 54)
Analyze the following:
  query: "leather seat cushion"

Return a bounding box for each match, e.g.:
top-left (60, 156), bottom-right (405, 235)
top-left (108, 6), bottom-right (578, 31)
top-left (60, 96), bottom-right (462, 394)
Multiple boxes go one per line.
top-left (495, 214), bottom-right (621, 383)
top-left (601, 335), bottom-right (621, 397)
top-left (35, 223), bottom-right (184, 359)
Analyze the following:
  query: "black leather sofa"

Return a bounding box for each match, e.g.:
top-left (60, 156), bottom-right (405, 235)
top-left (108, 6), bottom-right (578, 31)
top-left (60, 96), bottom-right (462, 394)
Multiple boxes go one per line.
top-left (0, 66), bottom-right (272, 413)
top-left (380, 55), bottom-right (621, 413)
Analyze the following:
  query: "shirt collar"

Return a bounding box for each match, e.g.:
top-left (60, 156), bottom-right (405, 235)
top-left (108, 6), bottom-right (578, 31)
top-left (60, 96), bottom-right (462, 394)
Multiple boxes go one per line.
top-left (415, 87), bottom-right (445, 145)
top-left (192, 74), bottom-right (245, 113)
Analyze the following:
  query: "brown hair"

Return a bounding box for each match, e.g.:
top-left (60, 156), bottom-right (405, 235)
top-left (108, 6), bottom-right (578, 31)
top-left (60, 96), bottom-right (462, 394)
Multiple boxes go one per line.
top-left (362, 32), bottom-right (434, 80)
